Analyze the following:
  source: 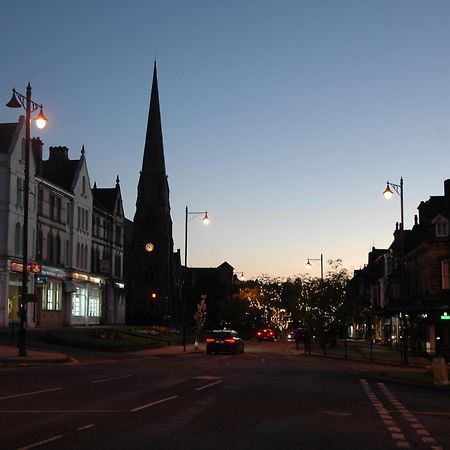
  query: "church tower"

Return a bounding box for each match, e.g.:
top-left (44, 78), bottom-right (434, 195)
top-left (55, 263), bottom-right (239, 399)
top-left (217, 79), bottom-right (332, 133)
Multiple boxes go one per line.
top-left (126, 62), bottom-right (174, 324)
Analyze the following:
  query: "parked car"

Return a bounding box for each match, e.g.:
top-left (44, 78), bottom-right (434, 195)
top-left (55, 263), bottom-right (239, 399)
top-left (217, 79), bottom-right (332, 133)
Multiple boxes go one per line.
top-left (206, 330), bottom-right (245, 354)
top-left (256, 328), bottom-right (276, 342)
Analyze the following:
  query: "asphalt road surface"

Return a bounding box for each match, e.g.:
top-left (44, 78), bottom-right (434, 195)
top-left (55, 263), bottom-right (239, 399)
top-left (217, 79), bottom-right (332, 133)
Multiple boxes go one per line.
top-left (0, 341), bottom-right (449, 450)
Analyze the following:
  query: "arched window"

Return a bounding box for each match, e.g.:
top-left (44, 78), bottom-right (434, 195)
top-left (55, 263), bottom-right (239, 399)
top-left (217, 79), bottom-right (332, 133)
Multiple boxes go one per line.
top-left (14, 223), bottom-right (21, 256)
top-left (47, 232), bottom-right (54, 263)
top-left (37, 230), bottom-right (43, 260)
top-left (80, 244), bottom-right (85, 269)
top-left (84, 244), bottom-right (88, 269)
top-left (55, 234), bottom-right (61, 265)
top-left (91, 246), bottom-right (96, 272)
top-left (76, 242), bottom-right (80, 268)
top-left (65, 240), bottom-right (70, 266)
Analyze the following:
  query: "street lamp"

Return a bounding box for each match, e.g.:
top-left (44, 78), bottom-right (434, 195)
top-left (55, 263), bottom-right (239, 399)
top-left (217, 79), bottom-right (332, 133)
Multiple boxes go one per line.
top-left (182, 206), bottom-right (209, 352)
top-left (383, 178), bottom-right (407, 365)
top-left (6, 84), bottom-right (48, 357)
top-left (306, 254), bottom-right (324, 279)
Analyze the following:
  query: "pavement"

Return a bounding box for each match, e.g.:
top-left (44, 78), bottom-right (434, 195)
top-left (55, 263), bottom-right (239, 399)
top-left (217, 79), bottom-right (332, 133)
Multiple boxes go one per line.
top-left (0, 339), bottom-right (448, 389)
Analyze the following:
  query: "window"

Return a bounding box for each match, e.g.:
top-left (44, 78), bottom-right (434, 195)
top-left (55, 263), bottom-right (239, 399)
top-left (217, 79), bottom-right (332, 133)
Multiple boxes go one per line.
top-left (116, 225), bottom-right (121, 246)
top-left (16, 177), bottom-right (23, 208)
top-left (37, 230), bottom-right (43, 260)
top-left (77, 207), bottom-right (81, 229)
top-left (49, 195), bottom-right (55, 220)
top-left (80, 244), bottom-right (85, 269)
top-left (88, 287), bottom-right (101, 317)
top-left (76, 242), bottom-right (81, 268)
top-left (436, 220), bottom-right (449, 238)
top-left (14, 223), bottom-right (21, 255)
top-left (55, 235), bottom-right (61, 265)
top-left (65, 240), bottom-right (71, 266)
top-left (38, 189), bottom-right (44, 214)
top-left (82, 176), bottom-right (86, 195)
top-left (56, 197), bottom-right (62, 223)
top-left (42, 281), bottom-right (62, 310)
top-left (115, 254), bottom-right (121, 277)
top-left (47, 232), bottom-right (54, 263)
top-left (442, 260), bottom-right (450, 290)
top-left (66, 202), bottom-right (71, 225)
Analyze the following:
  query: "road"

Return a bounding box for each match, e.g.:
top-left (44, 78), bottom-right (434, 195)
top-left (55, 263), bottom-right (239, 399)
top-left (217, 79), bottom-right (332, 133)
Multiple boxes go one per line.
top-left (0, 341), bottom-right (449, 449)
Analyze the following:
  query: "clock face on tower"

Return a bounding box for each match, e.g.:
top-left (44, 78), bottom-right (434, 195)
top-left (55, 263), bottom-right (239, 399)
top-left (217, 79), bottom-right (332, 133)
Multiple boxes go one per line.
top-left (145, 242), bottom-right (154, 252)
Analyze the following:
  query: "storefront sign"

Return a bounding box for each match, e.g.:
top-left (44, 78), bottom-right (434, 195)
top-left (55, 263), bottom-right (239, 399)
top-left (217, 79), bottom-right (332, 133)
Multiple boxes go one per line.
top-left (41, 266), bottom-right (66, 278)
top-left (10, 261), bottom-right (42, 273)
top-left (441, 312), bottom-right (450, 320)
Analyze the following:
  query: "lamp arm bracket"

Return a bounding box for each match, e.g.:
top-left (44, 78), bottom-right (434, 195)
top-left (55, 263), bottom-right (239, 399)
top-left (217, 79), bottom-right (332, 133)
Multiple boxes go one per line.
top-left (12, 89), bottom-right (43, 113)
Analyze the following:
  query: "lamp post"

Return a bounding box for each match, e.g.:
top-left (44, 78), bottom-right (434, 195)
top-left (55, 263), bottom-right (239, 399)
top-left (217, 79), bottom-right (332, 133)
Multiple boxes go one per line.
top-left (383, 177), bottom-right (408, 365)
top-left (306, 254), bottom-right (324, 279)
top-left (6, 84), bottom-right (48, 357)
top-left (183, 206), bottom-right (209, 352)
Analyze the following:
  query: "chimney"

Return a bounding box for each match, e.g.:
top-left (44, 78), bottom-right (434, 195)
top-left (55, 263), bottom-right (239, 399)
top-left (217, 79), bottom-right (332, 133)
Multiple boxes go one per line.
top-left (49, 146), bottom-right (69, 161)
top-left (31, 138), bottom-right (43, 176)
top-left (445, 179), bottom-right (450, 197)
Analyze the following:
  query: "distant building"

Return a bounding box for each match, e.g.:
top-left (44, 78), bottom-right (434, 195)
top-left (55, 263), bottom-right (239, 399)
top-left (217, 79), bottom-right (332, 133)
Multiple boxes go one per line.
top-left (349, 179), bottom-right (450, 357)
top-left (126, 63), bottom-right (175, 325)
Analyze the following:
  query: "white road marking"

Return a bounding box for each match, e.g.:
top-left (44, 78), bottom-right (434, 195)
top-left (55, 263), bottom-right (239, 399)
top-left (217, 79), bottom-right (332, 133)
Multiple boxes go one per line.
top-left (0, 409), bottom-right (128, 413)
top-left (360, 379), bottom-right (411, 449)
top-left (130, 395), bottom-right (179, 412)
top-left (195, 380), bottom-right (223, 391)
top-left (193, 376), bottom-right (222, 381)
top-left (0, 387), bottom-right (62, 401)
top-left (91, 374), bottom-right (131, 384)
top-left (378, 382), bottom-right (442, 449)
top-left (17, 434), bottom-right (63, 450)
top-left (76, 424), bottom-right (95, 431)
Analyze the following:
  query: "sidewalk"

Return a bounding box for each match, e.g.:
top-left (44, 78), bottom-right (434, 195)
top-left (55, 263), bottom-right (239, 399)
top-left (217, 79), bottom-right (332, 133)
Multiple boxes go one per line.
top-left (0, 343), bottom-right (72, 364)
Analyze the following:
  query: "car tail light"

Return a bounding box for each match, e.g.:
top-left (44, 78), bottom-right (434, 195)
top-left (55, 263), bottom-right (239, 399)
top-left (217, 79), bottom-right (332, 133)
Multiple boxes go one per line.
top-left (257, 332), bottom-right (261, 336)
top-left (224, 338), bottom-right (235, 344)
top-left (206, 338), bottom-right (215, 343)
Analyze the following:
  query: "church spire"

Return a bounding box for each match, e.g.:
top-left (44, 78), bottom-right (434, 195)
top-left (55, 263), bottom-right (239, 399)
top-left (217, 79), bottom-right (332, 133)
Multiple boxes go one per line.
top-left (127, 63), bottom-right (174, 325)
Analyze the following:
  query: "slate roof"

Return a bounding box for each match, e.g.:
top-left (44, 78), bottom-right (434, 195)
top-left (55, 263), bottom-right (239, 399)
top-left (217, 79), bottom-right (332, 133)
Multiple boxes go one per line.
top-left (42, 159), bottom-right (80, 191)
top-left (93, 187), bottom-right (117, 213)
top-left (0, 123), bottom-right (18, 154)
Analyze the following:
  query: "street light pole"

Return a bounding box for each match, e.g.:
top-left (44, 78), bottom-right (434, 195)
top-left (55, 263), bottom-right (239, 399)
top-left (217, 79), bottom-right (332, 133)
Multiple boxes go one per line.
top-left (182, 206), bottom-right (209, 352)
top-left (383, 177), bottom-right (408, 365)
top-left (6, 84), bottom-right (48, 357)
top-left (306, 253), bottom-right (324, 279)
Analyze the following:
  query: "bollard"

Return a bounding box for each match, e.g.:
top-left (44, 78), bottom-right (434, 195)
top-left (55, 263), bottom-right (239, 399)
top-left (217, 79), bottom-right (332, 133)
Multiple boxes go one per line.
top-left (432, 357), bottom-right (449, 386)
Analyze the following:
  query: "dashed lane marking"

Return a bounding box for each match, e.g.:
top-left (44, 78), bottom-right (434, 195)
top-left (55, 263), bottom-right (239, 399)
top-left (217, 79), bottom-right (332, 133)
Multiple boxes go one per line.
top-left (195, 380), bottom-right (223, 391)
top-left (0, 387), bottom-right (63, 401)
top-left (17, 434), bottom-right (64, 450)
top-left (130, 395), bottom-right (179, 412)
top-left (91, 374), bottom-right (132, 384)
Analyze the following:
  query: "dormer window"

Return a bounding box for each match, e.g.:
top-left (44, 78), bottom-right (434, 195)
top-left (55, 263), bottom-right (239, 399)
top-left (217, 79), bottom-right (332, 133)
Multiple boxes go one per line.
top-left (433, 215), bottom-right (449, 238)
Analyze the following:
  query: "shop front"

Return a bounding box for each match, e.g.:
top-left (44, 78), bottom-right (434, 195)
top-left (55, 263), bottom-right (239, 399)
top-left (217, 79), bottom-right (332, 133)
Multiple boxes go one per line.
top-left (6, 260), bottom-right (41, 328)
top-left (37, 266), bottom-right (68, 328)
top-left (71, 272), bottom-right (105, 325)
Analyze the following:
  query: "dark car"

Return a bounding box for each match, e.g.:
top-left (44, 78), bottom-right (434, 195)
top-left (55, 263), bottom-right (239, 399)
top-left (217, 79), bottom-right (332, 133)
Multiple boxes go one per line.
top-left (287, 327), bottom-right (310, 342)
top-left (206, 330), bottom-right (245, 354)
top-left (256, 328), bottom-right (276, 342)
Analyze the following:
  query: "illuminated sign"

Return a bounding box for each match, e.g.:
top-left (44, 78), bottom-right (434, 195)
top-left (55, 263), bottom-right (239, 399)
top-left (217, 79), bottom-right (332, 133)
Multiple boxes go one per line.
top-left (10, 262), bottom-right (42, 273)
top-left (441, 312), bottom-right (450, 320)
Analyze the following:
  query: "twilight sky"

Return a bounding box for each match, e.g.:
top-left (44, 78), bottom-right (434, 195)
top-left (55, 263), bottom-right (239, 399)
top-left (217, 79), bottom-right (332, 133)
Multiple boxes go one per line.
top-left (3, 1), bottom-right (450, 279)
